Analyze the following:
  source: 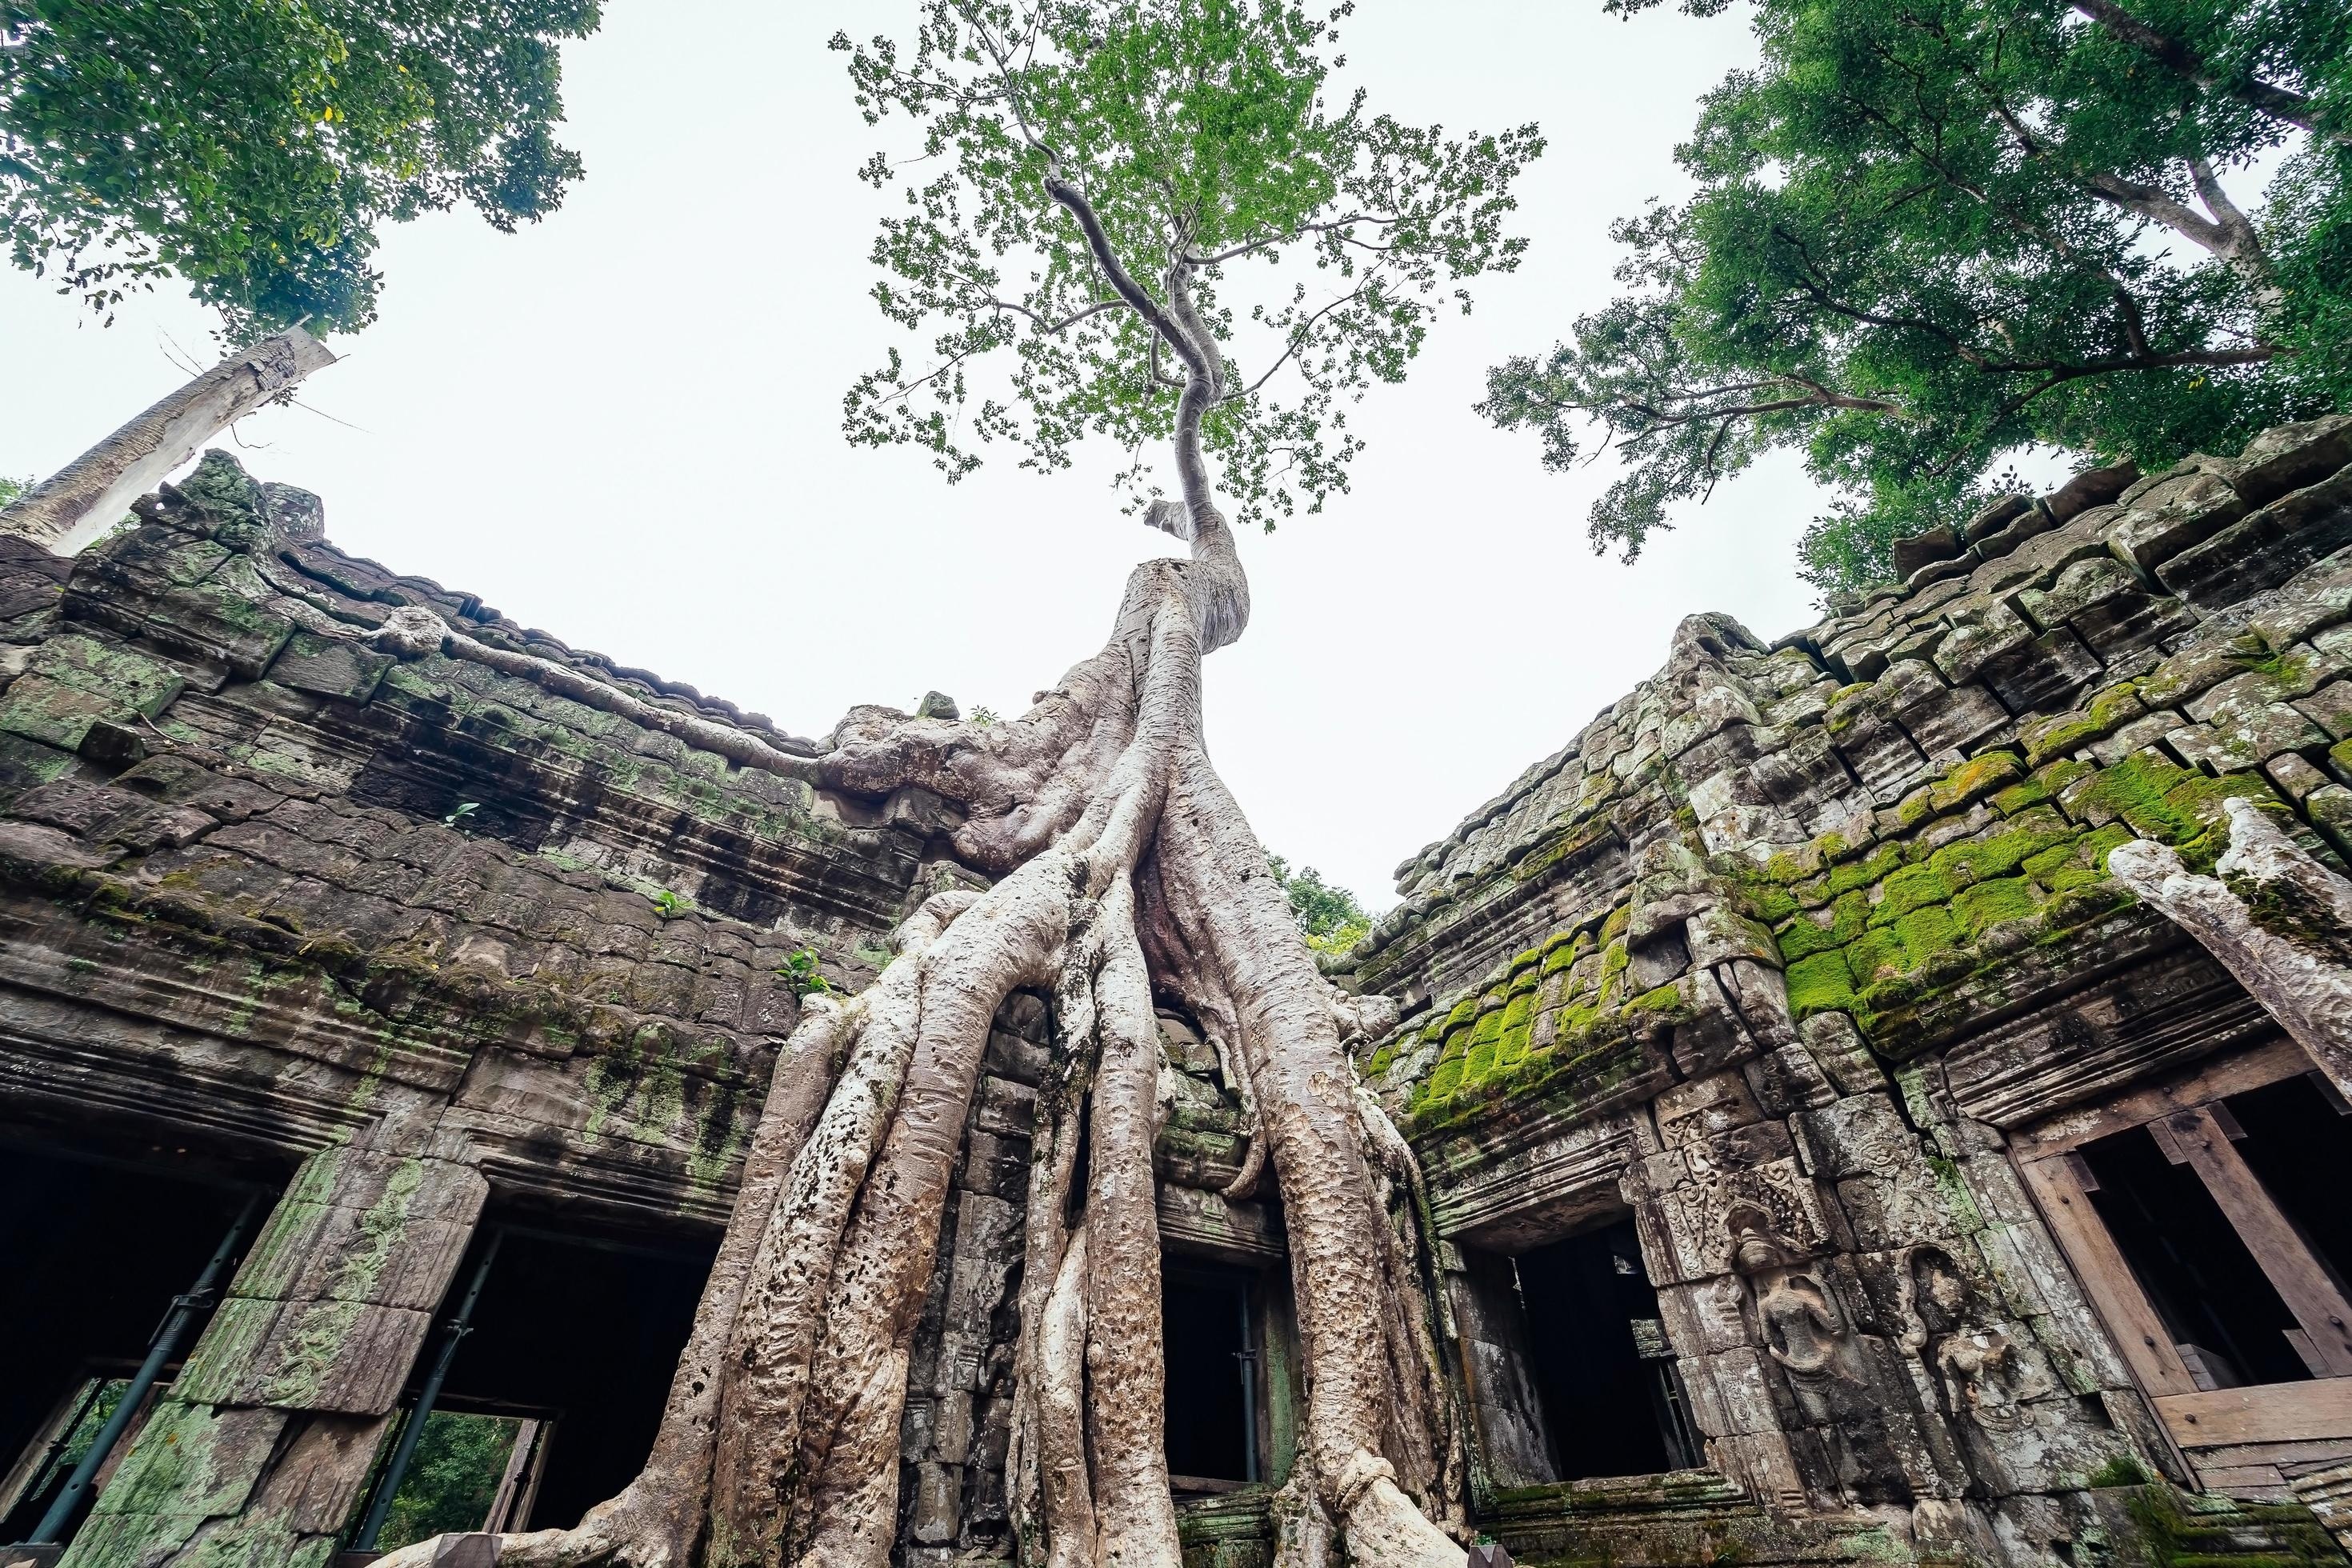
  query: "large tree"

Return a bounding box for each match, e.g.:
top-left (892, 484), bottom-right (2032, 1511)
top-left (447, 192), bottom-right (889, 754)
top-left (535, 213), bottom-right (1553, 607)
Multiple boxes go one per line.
top-left (0, 0), bottom-right (599, 339)
top-left (379, 3), bottom-right (1536, 1566)
top-left (1479, 0), bottom-right (2350, 598)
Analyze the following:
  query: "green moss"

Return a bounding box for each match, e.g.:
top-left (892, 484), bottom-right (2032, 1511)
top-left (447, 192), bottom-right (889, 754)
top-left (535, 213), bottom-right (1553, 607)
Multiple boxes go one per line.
top-left (1628, 983), bottom-right (1685, 1014)
top-left (1825, 841), bottom-right (1906, 899)
top-left (1930, 809), bottom-right (2072, 888)
top-left (2086, 1456), bottom-right (2150, 1489)
top-left (1783, 950), bottom-right (1859, 1018)
top-left (2122, 1482), bottom-right (2342, 1568)
top-left (1931, 749), bottom-right (2026, 813)
top-left (1890, 902), bottom-right (1961, 964)
top-left (1457, 1006), bottom-right (1507, 1087)
top-left (1540, 929), bottom-right (1592, 976)
top-left (1872, 862), bottom-right (1953, 923)
top-left (2226, 630), bottom-right (2317, 690)
top-left (1739, 878), bottom-right (1802, 923)
top-left (1778, 890), bottom-right (1867, 960)
top-left (1992, 774), bottom-right (2053, 815)
top-left (1760, 846), bottom-right (1823, 883)
top-left (2070, 753), bottom-right (2206, 842)
top-left (1846, 923), bottom-right (1907, 984)
top-left (1954, 875), bottom-right (2038, 937)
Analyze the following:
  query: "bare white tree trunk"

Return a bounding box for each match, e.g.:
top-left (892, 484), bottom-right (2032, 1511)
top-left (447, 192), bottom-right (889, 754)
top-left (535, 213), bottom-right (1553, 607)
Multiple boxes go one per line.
top-left (2109, 798), bottom-right (2352, 1098)
top-left (0, 326), bottom-right (334, 554)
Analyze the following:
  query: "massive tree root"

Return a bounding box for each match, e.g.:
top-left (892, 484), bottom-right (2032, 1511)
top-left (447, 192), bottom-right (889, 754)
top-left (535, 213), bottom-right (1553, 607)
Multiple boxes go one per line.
top-left (381, 150), bottom-right (1468, 1562)
top-left (375, 495), bottom-right (1466, 1568)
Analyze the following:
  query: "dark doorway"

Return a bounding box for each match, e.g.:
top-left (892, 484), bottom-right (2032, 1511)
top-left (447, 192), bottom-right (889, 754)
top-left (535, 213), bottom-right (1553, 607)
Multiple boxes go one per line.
top-left (1516, 1218), bottom-right (1702, 1481)
top-left (1162, 1267), bottom-right (1259, 1487)
top-left (2080, 1121), bottom-right (2309, 1388)
top-left (0, 1144), bottom-right (269, 1543)
top-left (390, 1225), bottom-right (714, 1533)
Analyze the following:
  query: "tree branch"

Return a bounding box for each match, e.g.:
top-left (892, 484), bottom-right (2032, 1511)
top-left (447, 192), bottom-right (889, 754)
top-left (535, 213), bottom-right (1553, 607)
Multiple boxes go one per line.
top-left (1236, 286), bottom-right (1372, 399)
top-left (2066, 0), bottom-right (2346, 146)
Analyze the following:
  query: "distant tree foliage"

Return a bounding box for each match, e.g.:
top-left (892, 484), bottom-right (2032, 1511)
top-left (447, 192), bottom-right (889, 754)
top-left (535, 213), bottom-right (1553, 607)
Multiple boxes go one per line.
top-left (1482, 0), bottom-right (2351, 598)
top-left (1269, 853), bottom-right (1370, 952)
top-left (374, 1411), bottom-right (522, 1554)
top-left (0, 0), bottom-right (601, 339)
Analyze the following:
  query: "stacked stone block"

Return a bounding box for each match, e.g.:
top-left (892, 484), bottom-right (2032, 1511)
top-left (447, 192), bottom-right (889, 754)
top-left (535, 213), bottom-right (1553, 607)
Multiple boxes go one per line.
top-left (896, 990), bottom-right (1047, 1566)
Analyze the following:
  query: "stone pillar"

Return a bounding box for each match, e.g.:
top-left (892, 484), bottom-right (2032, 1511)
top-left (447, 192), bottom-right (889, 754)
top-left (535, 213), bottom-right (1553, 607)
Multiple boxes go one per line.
top-left (62, 1118), bottom-right (485, 1568)
top-left (2110, 797), bottom-right (2352, 1102)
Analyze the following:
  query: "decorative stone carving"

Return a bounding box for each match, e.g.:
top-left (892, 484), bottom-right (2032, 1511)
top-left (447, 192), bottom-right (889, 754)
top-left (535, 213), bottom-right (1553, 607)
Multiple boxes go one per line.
top-left (1901, 1246), bottom-right (2050, 1434)
top-left (1731, 1214), bottom-right (1855, 1423)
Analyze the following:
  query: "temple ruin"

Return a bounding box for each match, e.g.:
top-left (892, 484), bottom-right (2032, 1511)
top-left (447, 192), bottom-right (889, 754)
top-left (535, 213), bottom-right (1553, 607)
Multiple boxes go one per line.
top-left (8, 413), bottom-right (2352, 1566)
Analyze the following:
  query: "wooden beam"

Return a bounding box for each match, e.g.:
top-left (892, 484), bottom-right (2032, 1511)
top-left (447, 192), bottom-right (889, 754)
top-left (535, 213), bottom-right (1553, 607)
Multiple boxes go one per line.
top-left (2010, 1037), bottom-right (2306, 1158)
top-left (2018, 1152), bottom-right (2199, 1396)
top-left (2165, 1106), bottom-right (2352, 1377)
top-left (2157, 1379), bottom-right (2352, 1448)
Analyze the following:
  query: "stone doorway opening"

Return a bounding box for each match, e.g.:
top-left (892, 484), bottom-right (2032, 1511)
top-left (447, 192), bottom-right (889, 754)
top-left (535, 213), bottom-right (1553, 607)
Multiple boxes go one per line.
top-left (0, 1142), bottom-right (270, 1547)
top-left (1453, 1213), bottom-right (1703, 1491)
top-left (1162, 1262), bottom-right (1270, 1492)
top-left (1514, 1218), bottom-right (1704, 1481)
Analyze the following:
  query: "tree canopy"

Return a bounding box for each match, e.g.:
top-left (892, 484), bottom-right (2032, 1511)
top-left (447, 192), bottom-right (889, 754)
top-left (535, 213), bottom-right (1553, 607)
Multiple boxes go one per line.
top-left (836, 0), bottom-right (1542, 530)
top-left (1270, 852), bottom-right (1371, 952)
top-left (1480, 0), bottom-right (2350, 598)
top-left (0, 0), bottom-right (599, 339)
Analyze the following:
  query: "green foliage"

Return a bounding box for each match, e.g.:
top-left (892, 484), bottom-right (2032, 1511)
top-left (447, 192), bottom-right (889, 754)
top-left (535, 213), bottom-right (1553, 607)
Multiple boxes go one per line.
top-left (1481, 0), bottom-right (2350, 597)
top-left (441, 802), bottom-right (479, 829)
top-left (373, 1410), bottom-right (522, 1553)
top-left (649, 888), bottom-right (690, 918)
top-left (0, 476), bottom-right (28, 508)
top-left (836, 1), bottom-right (1540, 529)
top-left (1268, 852), bottom-right (1369, 952)
top-left (774, 947), bottom-right (834, 998)
top-left (0, 0), bottom-right (600, 339)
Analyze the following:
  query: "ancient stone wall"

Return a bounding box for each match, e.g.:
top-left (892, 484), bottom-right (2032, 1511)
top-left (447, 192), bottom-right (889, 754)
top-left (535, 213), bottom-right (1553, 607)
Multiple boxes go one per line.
top-left (0, 451), bottom-right (987, 1566)
top-left (1347, 414), bottom-right (2352, 1567)
top-left (10, 413), bottom-right (2352, 1568)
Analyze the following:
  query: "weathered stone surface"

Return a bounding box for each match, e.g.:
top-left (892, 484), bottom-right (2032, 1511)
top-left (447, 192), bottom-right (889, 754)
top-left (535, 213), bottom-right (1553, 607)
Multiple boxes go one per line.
top-left (1350, 418), bottom-right (2352, 1565)
top-left (20, 424), bottom-right (2352, 1568)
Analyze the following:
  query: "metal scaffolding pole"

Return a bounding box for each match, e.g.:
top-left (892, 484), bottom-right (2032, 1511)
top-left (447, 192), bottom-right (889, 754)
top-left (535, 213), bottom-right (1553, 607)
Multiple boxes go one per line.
top-left (30, 1189), bottom-right (266, 1544)
top-left (353, 1230), bottom-right (505, 1552)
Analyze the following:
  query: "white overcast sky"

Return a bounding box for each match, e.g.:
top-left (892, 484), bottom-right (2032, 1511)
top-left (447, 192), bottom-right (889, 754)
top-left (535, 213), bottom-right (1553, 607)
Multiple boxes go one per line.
top-left (0, 0), bottom-right (1835, 910)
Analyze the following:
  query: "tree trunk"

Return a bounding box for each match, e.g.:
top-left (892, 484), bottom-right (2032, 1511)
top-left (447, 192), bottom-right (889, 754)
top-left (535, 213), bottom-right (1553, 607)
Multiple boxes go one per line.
top-left (2109, 798), bottom-right (2352, 1101)
top-left (1, 327), bottom-right (334, 555)
top-left (370, 487), bottom-right (1463, 1568)
top-left (373, 158), bottom-right (1462, 1568)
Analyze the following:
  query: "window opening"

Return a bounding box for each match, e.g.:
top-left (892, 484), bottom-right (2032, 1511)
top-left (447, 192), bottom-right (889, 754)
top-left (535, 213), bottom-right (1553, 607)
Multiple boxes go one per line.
top-left (365, 1409), bottom-right (550, 1553)
top-left (406, 1223), bottom-right (714, 1533)
top-left (2078, 1122), bottom-right (2309, 1388)
top-left (2221, 1074), bottom-right (2352, 1296)
top-left (0, 1146), bottom-right (267, 1546)
top-left (1162, 1267), bottom-right (1259, 1488)
top-left (1515, 1218), bottom-right (1703, 1480)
